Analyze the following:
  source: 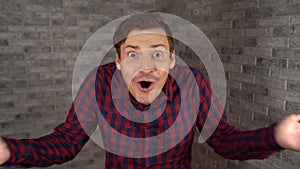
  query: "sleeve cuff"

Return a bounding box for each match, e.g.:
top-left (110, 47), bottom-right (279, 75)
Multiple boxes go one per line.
top-left (267, 123), bottom-right (285, 151)
top-left (1, 137), bottom-right (20, 167)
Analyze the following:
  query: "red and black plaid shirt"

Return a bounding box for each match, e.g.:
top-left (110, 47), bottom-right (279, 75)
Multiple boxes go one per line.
top-left (3, 62), bottom-right (282, 168)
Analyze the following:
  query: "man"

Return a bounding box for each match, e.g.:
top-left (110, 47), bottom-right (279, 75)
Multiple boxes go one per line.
top-left (0, 12), bottom-right (300, 168)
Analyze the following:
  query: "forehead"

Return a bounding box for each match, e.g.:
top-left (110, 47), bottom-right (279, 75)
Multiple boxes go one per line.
top-left (124, 28), bottom-right (169, 46)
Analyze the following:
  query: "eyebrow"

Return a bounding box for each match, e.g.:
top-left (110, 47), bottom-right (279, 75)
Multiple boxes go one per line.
top-left (150, 44), bottom-right (167, 49)
top-left (124, 45), bottom-right (139, 50)
top-left (123, 44), bottom-right (167, 50)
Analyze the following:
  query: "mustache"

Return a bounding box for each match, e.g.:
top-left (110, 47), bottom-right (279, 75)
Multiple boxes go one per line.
top-left (132, 72), bottom-right (160, 81)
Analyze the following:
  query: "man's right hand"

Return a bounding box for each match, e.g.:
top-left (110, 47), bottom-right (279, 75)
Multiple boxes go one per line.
top-left (0, 137), bottom-right (10, 165)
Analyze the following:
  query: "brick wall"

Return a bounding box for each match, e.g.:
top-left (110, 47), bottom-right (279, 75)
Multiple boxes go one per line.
top-left (156, 0), bottom-right (300, 169)
top-left (1, 0), bottom-right (300, 169)
top-left (0, 0), bottom-right (154, 169)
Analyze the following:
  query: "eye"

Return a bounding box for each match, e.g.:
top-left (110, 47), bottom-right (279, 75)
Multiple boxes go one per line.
top-left (153, 51), bottom-right (162, 58)
top-left (128, 52), bottom-right (137, 58)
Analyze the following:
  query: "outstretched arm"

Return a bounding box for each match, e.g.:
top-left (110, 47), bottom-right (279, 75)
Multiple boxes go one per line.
top-left (0, 103), bottom-right (96, 168)
top-left (195, 71), bottom-right (285, 160)
top-left (0, 68), bottom-right (99, 167)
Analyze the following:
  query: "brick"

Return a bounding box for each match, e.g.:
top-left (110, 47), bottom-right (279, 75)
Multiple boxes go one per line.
top-left (272, 48), bottom-right (300, 59)
top-left (290, 37), bottom-right (300, 47)
top-left (202, 21), bottom-right (232, 30)
top-left (271, 68), bottom-right (300, 80)
top-left (259, 16), bottom-right (290, 27)
top-left (288, 59), bottom-right (300, 70)
top-left (0, 32), bottom-right (23, 39)
top-left (229, 89), bottom-right (254, 102)
top-left (255, 76), bottom-right (287, 89)
top-left (211, 3), bottom-right (233, 13)
top-left (291, 15), bottom-right (300, 25)
top-left (0, 16), bottom-right (22, 25)
top-left (270, 88), bottom-right (300, 102)
top-left (258, 37), bottom-right (288, 47)
top-left (227, 79), bottom-right (242, 89)
top-left (244, 47), bottom-right (272, 57)
top-left (202, 14), bottom-right (222, 22)
top-left (222, 11), bottom-right (245, 20)
top-left (23, 32), bottom-right (51, 39)
top-left (24, 46), bottom-right (51, 53)
top-left (280, 151), bottom-right (300, 168)
top-left (232, 0), bottom-right (258, 10)
top-left (51, 19), bottom-right (77, 26)
top-left (9, 39), bottom-right (52, 47)
top-left (0, 26), bottom-right (7, 32)
top-left (245, 28), bottom-right (273, 37)
top-left (22, 4), bottom-right (62, 12)
top-left (220, 47), bottom-right (243, 55)
top-left (221, 0), bottom-right (242, 3)
top-left (255, 94), bottom-right (285, 110)
top-left (0, 101), bottom-right (14, 109)
top-left (243, 65), bottom-right (270, 76)
top-left (233, 18), bottom-right (258, 28)
top-left (274, 4), bottom-right (300, 16)
top-left (287, 80), bottom-right (300, 92)
top-left (240, 100), bottom-right (268, 115)
top-left (36, 0), bottom-right (62, 6)
top-left (253, 111), bottom-right (271, 125)
top-left (223, 63), bottom-right (242, 72)
top-left (0, 80), bottom-right (27, 88)
top-left (210, 38), bottom-right (231, 48)
top-left (201, 0), bottom-right (222, 6)
top-left (242, 82), bottom-right (269, 95)
top-left (0, 66), bottom-right (25, 75)
top-left (229, 72), bottom-right (255, 83)
top-left (232, 38), bottom-right (257, 47)
top-left (288, 0), bottom-right (300, 3)
top-left (192, 7), bottom-right (211, 16)
top-left (273, 25), bottom-right (300, 37)
top-left (216, 29), bottom-right (244, 37)
top-left (245, 7), bottom-right (273, 18)
top-left (229, 55), bottom-right (256, 65)
top-left (0, 39), bottom-right (8, 46)
top-left (286, 101), bottom-right (300, 113)
top-left (256, 58), bottom-right (288, 68)
top-left (259, 0), bottom-right (288, 7)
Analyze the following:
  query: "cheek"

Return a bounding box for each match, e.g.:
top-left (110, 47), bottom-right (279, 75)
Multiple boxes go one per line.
top-left (157, 71), bottom-right (169, 84)
top-left (120, 68), bottom-right (135, 84)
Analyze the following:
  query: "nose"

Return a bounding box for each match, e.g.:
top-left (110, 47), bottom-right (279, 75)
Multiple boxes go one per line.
top-left (138, 53), bottom-right (156, 73)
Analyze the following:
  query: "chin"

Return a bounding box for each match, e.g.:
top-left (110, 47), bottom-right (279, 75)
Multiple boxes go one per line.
top-left (135, 90), bottom-right (162, 105)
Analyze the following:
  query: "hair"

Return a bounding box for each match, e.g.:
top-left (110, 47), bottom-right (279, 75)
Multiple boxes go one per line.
top-left (113, 12), bottom-right (174, 57)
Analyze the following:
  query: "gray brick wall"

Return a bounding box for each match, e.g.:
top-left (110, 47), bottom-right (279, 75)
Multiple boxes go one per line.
top-left (156, 0), bottom-right (300, 169)
top-left (0, 0), bottom-right (155, 169)
top-left (1, 0), bottom-right (300, 169)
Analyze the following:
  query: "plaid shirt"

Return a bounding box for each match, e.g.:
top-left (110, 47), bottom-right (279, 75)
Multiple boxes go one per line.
top-left (2, 62), bottom-right (282, 168)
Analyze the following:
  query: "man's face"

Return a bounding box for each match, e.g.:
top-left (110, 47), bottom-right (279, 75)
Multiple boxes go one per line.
top-left (116, 28), bottom-right (175, 105)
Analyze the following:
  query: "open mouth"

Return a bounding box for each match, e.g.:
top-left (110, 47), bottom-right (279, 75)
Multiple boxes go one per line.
top-left (137, 80), bottom-right (154, 92)
top-left (140, 81), bottom-right (152, 89)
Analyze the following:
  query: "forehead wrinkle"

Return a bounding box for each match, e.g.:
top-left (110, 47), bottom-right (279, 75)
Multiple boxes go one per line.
top-left (124, 35), bottom-right (169, 51)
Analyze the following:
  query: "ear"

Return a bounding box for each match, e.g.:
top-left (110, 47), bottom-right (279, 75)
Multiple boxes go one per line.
top-left (115, 53), bottom-right (121, 70)
top-left (169, 50), bottom-right (176, 69)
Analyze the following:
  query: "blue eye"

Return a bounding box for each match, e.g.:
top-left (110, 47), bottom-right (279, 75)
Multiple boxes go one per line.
top-left (128, 52), bottom-right (137, 58)
top-left (153, 51), bottom-right (162, 58)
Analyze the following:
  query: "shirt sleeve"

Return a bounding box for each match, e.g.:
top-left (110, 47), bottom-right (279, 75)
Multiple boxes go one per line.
top-left (195, 72), bottom-right (284, 161)
top-left (2, 68), bottom-right (99, 168)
